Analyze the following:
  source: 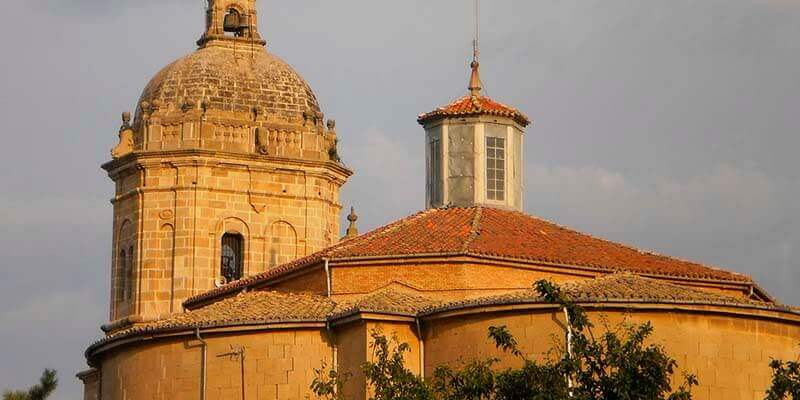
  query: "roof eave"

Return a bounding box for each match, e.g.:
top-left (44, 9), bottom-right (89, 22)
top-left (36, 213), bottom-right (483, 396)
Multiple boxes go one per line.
top-left (86, 319), bottom-right (327, 361)
top-left (417, 111), bottom-right (531, 128)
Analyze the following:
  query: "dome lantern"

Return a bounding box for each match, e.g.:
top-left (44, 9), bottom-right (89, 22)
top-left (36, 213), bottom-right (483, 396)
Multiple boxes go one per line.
top-left (418, 60), bottom-right (531, 211)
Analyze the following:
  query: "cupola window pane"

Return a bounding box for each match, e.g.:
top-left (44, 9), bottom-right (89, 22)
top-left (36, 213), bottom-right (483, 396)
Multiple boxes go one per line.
top-left (430, 138), bottom-right (442, 204)
top-left (486, 137), bottom-right (506, 201)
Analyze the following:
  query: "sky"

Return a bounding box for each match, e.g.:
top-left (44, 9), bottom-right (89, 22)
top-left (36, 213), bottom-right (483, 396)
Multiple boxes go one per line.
top-left (0, 0), bottom-right (798, 398)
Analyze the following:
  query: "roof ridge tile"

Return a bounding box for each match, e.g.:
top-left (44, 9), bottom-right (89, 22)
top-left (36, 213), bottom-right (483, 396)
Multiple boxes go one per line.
top-left (461, 207), bottom-right (483, 252)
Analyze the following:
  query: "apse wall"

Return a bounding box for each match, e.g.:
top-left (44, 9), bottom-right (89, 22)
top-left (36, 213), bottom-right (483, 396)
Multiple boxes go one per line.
top-left (96, 329), bottom-right (333, 400)
top-left (422, 306), bottom-right (800, 400)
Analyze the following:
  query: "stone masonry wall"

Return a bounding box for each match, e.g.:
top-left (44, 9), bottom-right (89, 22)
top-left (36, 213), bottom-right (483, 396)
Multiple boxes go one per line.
top-left (108, 153), bottom-right (347, 322)
top-left (100, 329), bottom-right (332, 400)
top-left (334, 320), bottom-right (421, 400)
top-left (423, 308), bottom-right (800, 400)
top-left (90, 307), bottom-right (799, 400)
top-left (327, 261), bottom-right (750, 303)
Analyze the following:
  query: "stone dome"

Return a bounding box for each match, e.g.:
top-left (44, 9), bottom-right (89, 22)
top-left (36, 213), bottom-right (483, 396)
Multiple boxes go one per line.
top-left (135, 45), bottom-right (322, 123)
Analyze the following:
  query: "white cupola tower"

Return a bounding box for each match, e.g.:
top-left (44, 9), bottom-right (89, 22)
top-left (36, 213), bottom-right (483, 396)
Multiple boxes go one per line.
top-left (417, 60), bottom-right (531, 211)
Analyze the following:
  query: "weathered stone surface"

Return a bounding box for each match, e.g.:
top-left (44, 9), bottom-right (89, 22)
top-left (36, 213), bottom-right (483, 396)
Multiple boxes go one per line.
top-left (101, 0), bottom-right (351, 328)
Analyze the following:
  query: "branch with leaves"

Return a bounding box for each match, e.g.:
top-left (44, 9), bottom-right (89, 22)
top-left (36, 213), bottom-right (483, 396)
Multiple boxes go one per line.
top-left (765, 348), bottom-right (800, 400)
top-left (2, 369), bottom-right (58, 400)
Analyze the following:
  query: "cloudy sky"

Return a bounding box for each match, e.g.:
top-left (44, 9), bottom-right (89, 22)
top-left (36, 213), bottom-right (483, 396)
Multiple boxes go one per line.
top-left (1, 0), bottom-right (798, 397)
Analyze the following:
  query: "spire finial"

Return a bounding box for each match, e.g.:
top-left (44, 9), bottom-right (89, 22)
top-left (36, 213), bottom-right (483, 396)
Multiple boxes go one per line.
top-left (468, 0), bottom-right (483, 97)
top-left (345, 207), bottom-right (359, 239)
top-left (473, 0), bottom-right (480, 64)
top-left (469, 60), bottom-right (483, 97)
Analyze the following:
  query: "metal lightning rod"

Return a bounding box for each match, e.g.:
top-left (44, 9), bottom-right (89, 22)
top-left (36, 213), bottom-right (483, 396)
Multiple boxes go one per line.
top-left (473, 0), bottom-right (480, 63)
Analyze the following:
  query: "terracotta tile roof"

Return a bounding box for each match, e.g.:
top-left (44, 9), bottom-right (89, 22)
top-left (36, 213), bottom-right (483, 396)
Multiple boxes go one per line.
top-left (87, 290), bottom-right (337, 357)
top-left (418, 95), bottom-right (531, 127)
top-left (88, 289), bottom-right (434, 356)
top-left (89, 277), bottom-right (796, 358)
top-left (331, 290), bottom-right (442, 320)
top-left (421, 273), bottom-right (776, 316)
top-left (185, 206), bottom-right (753, 308)
top-left (96, 291), bottom-right (334, 344)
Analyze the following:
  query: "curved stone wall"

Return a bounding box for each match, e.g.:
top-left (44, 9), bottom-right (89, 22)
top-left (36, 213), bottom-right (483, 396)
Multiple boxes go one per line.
top-left (422, 305), bottom-right (800, 400)
top-left (98, 328), bottom-right (332, 400)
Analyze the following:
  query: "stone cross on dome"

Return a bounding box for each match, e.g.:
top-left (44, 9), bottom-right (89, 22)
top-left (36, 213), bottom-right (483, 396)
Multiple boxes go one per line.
top-left (198, 0), bottom-right (266, 48)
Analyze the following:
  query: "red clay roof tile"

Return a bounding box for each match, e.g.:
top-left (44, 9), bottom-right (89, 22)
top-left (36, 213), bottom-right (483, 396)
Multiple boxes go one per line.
top-left (420, 273), bottom-right (776, 316)
top-left (418, 95), bottom-right (531, 127)
top-left (185, 206), bottom-right (753, 307)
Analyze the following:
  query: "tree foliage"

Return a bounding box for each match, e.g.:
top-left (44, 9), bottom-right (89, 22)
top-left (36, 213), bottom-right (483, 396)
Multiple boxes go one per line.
top-left (363, 330), bottom-right (434, 400)
top-left (2, 369), bottom-right (58, 400)
top-left (766, 353), bottom-right (800, 400)
top-left (311, 363), bottom-right (349, 400)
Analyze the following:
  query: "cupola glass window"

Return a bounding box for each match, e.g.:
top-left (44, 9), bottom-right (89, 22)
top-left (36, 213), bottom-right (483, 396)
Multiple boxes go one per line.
top-left (486, 136), bottom-right (506, 201)
top-left (221, 233), bottom-right (244, 283)
top-left (429, 138), bottom-right (442, 205)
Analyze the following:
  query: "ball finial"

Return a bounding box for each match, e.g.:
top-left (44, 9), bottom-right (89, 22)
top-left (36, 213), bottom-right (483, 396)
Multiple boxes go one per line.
top-left (345, 207), bottom-right (359, 239)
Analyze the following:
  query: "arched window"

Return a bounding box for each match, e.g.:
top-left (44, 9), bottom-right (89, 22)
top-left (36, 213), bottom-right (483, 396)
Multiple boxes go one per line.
top-left (221, 233), bottom-right (244, 283)
top-left (125, 246), bottom-right (134, 300)
top-left (117, 249), bottom-right (126, 302)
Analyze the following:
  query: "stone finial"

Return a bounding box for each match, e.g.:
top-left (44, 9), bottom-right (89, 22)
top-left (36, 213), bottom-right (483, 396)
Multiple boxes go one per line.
top-left (345, 207), bottom-right (359, 239)
top-left (140, 101), bottom-right (152, 116)
top-left (120, 112), bottom-right (132, 131)
top-left (328, 138), bottom-right (341, 163)
top-left (112, 112), bottom-right (135, 159)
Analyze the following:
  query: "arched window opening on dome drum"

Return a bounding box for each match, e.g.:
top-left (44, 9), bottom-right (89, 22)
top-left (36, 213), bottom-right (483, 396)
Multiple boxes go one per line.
top-left (486, 136), bottom-right (506, 201)
top-left (124, 246), bottom-right (134, 301)
top-left (221, 233), bottom-right (244, 284)
top-left (116, 249), bottom-right (126, 303)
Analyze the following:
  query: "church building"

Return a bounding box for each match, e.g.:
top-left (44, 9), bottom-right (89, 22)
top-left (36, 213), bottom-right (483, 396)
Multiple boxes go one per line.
top-left (79, 1), bottom-right (800, 399)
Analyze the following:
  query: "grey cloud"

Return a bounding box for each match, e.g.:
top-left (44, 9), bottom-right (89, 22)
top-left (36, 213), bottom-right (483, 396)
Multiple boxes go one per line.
top-left (1, 0), bottom-right (799, 398)
top-left (525, 163), bottom-right (800, 302)
top-left (29, 0), bottom-right (196, 17)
